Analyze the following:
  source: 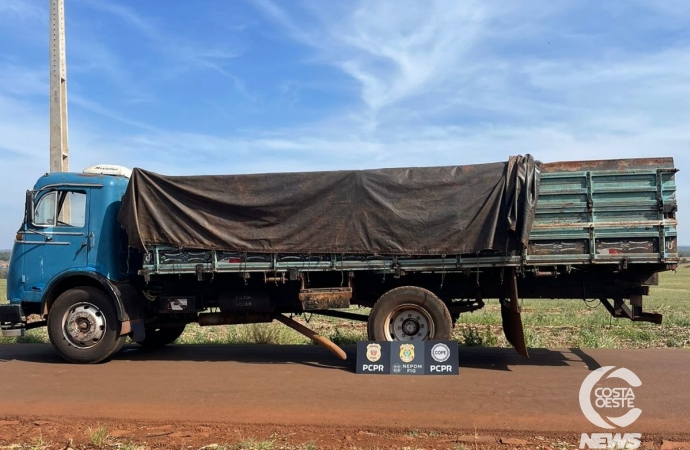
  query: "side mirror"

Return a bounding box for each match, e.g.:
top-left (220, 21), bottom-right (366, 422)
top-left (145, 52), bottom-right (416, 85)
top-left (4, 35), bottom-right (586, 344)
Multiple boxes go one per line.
top-left (25, 190), bottom-right (34, 226)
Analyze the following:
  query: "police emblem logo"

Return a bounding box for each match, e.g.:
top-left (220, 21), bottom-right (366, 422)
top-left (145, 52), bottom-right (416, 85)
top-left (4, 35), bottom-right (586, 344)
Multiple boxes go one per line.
top-left (399, 343), bottom-right (415, 363)
top-left (431, 343), bottom-right (451, 363)
top-left (366, 343), bottom-right (382, 362)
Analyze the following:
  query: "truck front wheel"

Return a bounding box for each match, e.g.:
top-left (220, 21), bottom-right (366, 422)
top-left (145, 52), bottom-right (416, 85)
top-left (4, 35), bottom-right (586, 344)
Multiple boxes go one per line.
top-left (367, 286), bottom-right (452, 341)
top-left (47, 287), bottom-right (125, 364)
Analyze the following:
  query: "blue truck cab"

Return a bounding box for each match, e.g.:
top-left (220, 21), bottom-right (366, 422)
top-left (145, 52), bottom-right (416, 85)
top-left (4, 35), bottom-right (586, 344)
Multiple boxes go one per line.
top-left (1, 166), bottom-right (144, 362)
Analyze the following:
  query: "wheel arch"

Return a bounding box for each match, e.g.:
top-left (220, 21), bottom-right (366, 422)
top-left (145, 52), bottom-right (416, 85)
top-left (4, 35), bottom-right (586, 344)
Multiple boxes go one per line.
top-left (41, 272), bottom-right (130, 322)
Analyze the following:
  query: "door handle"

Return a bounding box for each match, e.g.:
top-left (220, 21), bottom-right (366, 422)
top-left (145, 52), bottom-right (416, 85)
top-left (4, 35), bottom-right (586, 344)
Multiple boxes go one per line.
top-left (88, 232), bottom-right (95, 250)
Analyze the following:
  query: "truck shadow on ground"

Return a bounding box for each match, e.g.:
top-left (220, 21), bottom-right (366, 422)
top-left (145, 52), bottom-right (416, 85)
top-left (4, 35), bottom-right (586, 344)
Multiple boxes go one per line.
top-left (456, 346), bottom-right (602, 371)
top-left (122, 345), bottom-right (603, 372)
top-left (118, 344), bottom-right (352, 371)
top-left (0, 344), bottom-right (602, 372)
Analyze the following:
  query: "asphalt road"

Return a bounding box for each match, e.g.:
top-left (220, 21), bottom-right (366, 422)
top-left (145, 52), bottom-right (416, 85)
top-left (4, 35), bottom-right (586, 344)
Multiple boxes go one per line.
top-left (0, 344), bottom-right (687, 435)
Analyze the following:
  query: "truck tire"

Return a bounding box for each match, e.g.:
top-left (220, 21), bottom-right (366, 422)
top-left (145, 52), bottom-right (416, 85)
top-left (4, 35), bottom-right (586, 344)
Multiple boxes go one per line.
top-left (47, 287), bottom-right (125, 364)
top-left (136, 325), bottom-right (186, 350)
top-left (112, 334), bottom-right (127, 356)
top-left (367, 286), bottom-right (452, 341)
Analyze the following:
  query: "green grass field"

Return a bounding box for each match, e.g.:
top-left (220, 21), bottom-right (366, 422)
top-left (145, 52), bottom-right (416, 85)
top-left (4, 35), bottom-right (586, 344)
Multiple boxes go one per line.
top-left (1, 269), bottom-right (689, 348)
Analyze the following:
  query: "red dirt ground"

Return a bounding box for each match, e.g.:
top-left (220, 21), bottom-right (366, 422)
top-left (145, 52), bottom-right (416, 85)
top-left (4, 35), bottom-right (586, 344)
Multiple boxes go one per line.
top-left (0, 344), bottom-right (688, 449)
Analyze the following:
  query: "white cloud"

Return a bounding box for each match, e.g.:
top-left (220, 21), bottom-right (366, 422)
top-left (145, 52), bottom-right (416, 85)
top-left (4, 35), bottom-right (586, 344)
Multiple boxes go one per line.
top-left (255, 0), bottom-right (489, 115)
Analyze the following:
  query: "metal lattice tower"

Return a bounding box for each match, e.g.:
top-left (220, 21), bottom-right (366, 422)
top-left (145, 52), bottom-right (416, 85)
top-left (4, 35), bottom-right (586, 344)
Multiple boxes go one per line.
top-left (49, 0), bottom-right (69, 173)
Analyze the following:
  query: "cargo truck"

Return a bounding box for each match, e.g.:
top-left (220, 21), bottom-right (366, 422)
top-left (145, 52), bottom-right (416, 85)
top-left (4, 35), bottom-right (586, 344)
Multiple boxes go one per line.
top-left (0, 155), bottom-right (678, 363)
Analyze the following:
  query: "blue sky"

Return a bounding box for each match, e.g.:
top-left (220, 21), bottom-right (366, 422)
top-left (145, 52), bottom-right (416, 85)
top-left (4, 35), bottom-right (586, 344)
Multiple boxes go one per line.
top-left (0, 0), bottom-right (689, 249)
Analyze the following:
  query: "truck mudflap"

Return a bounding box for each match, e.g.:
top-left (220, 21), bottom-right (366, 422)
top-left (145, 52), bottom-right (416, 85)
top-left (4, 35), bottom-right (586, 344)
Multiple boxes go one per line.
top-left (500, 268), bottom-right (529, 358)
top-left (0, 304), bottom-right (27, 337)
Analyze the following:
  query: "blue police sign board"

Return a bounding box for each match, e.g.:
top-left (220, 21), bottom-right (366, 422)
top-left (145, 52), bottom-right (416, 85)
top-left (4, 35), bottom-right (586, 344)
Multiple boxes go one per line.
top-left (356, 341), bottom-right (459, 375)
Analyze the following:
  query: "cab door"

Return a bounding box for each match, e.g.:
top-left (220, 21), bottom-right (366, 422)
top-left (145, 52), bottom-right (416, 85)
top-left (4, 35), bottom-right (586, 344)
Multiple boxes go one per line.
top-left (19, 188), bottom-right (90, 301)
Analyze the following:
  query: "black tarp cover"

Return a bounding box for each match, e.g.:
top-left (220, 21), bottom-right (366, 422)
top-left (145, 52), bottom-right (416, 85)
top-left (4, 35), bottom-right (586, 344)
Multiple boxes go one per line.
top-left (118, 155), bottom-right (540, 255)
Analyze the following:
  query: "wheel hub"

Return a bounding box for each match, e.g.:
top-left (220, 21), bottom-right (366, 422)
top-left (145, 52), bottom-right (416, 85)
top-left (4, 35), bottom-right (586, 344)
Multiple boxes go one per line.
top-left (401, 318), bottom-right (420, 336)
top-left (385, 305), bottom-right (433, 341)
top-left (62, 303), bottom-right (107, 348)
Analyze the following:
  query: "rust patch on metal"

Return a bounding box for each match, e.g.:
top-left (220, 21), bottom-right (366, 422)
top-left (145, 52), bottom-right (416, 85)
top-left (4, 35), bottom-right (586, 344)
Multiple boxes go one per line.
top-left (299, 288), bottom-right (352, 310)
top-left (532, 219), bottom-right (675, 229)
top-left (542, 157), bottom-right (675, 173)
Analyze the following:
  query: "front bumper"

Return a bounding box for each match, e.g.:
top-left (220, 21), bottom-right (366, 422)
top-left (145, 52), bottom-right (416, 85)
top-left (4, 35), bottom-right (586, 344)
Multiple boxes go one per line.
top-left (0, 304), bottom-right (27, 337)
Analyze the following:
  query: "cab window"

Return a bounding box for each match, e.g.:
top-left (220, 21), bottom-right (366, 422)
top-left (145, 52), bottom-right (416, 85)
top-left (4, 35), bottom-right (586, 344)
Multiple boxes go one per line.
top-left (34, 192), bottom-right (57, 226)
top-left (34, 191), bottom-right (86, 228)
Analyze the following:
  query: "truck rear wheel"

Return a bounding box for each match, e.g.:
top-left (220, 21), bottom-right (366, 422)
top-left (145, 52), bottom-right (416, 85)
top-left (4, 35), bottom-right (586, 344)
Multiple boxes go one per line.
top-left (136, 325), bottom-right (186, 350)
top-left (367, 286), bottom-right (452, 341)
top-left (47, 287), bottom-right (125, 364)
